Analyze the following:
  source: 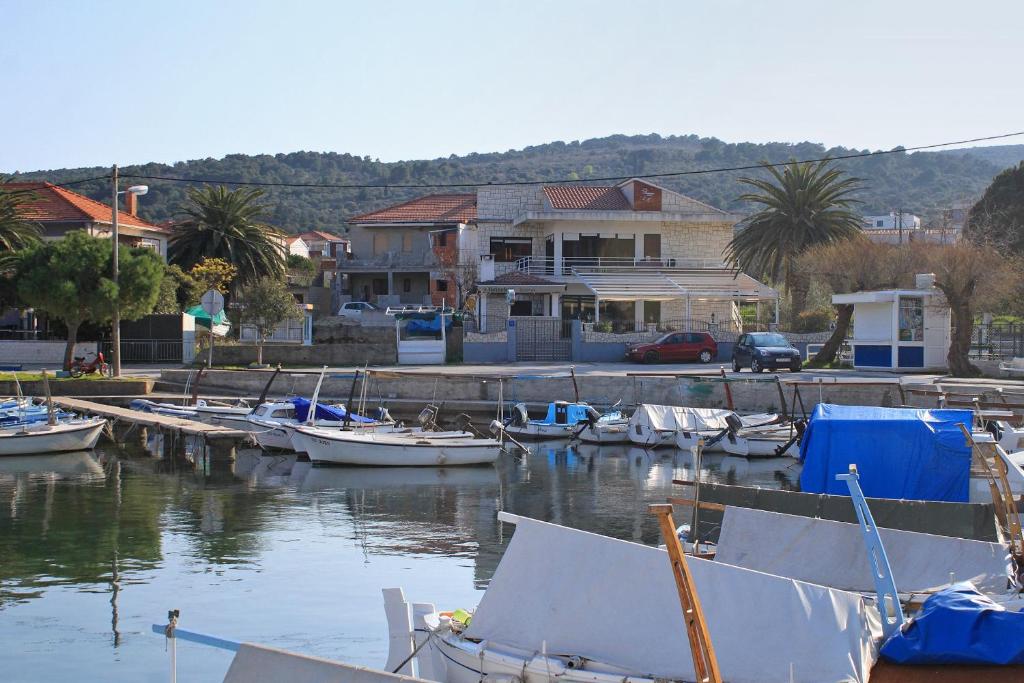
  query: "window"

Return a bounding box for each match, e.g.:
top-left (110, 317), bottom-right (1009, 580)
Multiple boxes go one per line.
top-left (490, 237), bottom-right (533, 262)
top-left (402, 234), bottom-right (413, 252)
top-left (898, 297), bottom-right (924, 342)
top-left (643, 301), bottom-right (661, 324)
top-left (643, 234), bottom-right (661, 259)
top-left (403, 278), bottom-right (411, 293)
top-left (876, 220), bottom-right (884, 228)
top-left (372, 278), bottom-right (388, 295)
top-left (435, 279), bottom-right (449, 292)
top-left (373, 233), bottom-right (388, 255)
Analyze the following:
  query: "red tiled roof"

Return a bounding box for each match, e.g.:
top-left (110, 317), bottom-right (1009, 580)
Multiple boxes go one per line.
top-left (3, 182), bottom-right (168, 232)
top-left (543, 185), bottom-right (630, 210)
top-left (298, 230), bottom-right (348, 242)
top-left (348, 193), bottom-right (477, 224)
top-left (480, 271), bottom-right (558, 286)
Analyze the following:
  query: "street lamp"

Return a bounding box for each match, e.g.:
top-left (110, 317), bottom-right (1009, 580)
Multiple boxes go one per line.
top-left (110, 163), bottom-right (149, 378)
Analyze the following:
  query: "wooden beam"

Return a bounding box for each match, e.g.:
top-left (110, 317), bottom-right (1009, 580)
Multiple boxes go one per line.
top-left (649, 503), bottom-right (722, 683)
top-left (668, 497), bottom-right (726, 512)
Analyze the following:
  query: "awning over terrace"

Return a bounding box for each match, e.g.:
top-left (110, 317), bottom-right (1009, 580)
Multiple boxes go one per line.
top-left (575, 268), bottom-right (778, 302)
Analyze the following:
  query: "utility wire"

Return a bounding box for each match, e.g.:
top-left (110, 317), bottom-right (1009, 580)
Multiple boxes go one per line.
top-left (114, 129), bottom-right (1024, 190)
top-left (5, 174), bottom-right (113, 189)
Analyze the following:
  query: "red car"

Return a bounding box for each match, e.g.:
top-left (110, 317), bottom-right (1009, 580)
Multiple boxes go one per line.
top-left (626, 332), bottom-right (718, 364)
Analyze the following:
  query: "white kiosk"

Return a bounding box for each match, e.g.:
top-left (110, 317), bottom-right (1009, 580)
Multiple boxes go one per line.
top-left (832, 274), bottom-right (950, 371)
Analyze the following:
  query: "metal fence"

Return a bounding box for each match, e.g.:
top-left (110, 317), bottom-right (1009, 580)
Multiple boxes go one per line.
top-left (969, 322), bottom-right (1024, 360)
top-left (101, 339), bottom-right (184, 364)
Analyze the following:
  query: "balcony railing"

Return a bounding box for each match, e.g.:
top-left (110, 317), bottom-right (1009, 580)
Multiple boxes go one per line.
top-left (513, 256), bottom-right (726, 276)
top-left (337, 251), bottom-right (440, 271)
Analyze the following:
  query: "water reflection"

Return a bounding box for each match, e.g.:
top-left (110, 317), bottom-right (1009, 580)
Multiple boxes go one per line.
top-left (0, 439), bottom-right (798, 682)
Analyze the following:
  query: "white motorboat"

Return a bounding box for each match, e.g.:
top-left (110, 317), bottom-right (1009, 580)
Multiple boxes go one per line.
top-left (578, 417), bottom-right (630, 444)
top-left (721, 425), bottom-right (801, 458)
top-left (504, 401), bottom-right (622, 440)
top-left (0, 417), bottom-right (106, 456)
top-left (292, 425), bottom-right (501, 467)
top-left (628, 404), bottom-right (777, 449)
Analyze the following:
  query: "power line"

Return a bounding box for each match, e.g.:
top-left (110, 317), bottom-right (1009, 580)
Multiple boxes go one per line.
top-left (114, 129), bottom-right (1024, 190)
top-left (5, 174), bottom-right (112, 190)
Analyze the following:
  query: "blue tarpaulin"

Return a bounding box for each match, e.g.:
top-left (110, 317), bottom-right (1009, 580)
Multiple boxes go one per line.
top-left (289, 398), bottom-right (373, 423)
top-left (798, 404), bottom-right (973, 502)
top-left (405, 315), bottom-right (452, 336)
top-left (881, 582), bottom-right (1024, 665)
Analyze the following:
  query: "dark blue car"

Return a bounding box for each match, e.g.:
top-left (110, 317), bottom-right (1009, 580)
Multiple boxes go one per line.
top-left (731, 332), bottom-right (802, 373)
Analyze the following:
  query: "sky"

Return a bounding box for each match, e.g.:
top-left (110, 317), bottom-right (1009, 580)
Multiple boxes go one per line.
top-left (2, 0), bottom-right (1022, 172)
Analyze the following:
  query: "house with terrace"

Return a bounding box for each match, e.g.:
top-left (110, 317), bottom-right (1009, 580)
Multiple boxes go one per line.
top-left (342, 181), bottom-right (777, 339)
top-left (343, 194), bottom-right (477, 308)
top-left (468, 179), bottom-right (777, 333)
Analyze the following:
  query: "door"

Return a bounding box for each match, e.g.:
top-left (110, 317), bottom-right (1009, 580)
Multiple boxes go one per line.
top-left (735, 334), bottom-right (750, 363)
top-left (661, 333), bottom-right (686, 361)
top-left (681, 333), bottom-right (704, 360)
top-left (510, 300), bottom-right (533, 316)
top-left (643, 234), bottom-right (661, 262)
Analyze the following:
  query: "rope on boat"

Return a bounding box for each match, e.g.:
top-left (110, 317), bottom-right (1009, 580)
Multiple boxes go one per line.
top-left (389, 623), bottom-right (450, 674)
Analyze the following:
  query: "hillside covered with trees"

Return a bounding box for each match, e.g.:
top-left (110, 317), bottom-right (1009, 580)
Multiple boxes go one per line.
top-left (10, 135), bottom-right (1024, 233)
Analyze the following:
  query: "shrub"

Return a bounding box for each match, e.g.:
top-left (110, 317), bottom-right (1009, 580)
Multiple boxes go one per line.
top-left (792, 308), bottom-right (833, 332)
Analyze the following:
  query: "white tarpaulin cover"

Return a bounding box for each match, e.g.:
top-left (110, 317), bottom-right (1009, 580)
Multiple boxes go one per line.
top-left (465, 513), bottom-right (881, 683)
top-left (628, 405), bottom-right (734, 432)
top-left (715, 507), bottom-right (1012, 594)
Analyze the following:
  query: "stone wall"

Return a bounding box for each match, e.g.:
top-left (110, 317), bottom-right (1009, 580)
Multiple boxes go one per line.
top-left (659, 220), bottom-right (733, 262)
top-left (477, 186), bottom-right (545, 221)
top-left (0, 340), bottom-right (97, 365)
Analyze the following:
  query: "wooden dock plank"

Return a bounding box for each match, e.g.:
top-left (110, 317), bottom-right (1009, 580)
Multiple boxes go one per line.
top-left (53, 397), bottom-right (250, 440)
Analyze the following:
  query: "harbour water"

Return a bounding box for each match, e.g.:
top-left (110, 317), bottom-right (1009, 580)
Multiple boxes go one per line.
top-left (0, 440), bottom-right (797, 682)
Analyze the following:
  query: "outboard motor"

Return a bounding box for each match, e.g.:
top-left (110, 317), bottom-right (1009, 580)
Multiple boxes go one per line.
top-left (509, 402), bottom-right (529, 427)
top-left (374, 406), bottom-right (394, 424)
top-left (725, 413), bottom-right (744, 435)
top-left (585, 406), bottom-right (602, 428)
top-left (706, 412), bottom-right (746, 450)
top-left (418, 405), bottom-right (439, 430)
top-left (452, 413), bottom-right (474, 433)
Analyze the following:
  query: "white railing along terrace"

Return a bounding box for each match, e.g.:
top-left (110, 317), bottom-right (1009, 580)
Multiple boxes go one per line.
top-left (513, 256), bottom-right (726, 275)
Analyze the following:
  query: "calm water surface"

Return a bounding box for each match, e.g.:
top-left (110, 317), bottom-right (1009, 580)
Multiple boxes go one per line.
top-left (0, 438), bottom-right (797, 682)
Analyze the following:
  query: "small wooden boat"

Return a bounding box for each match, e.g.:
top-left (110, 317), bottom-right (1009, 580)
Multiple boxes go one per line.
top-left (291, 426), bottom-right (501, 467)
top-left (0, 417), bottom-right (106, 456)
top-left (578, 418), bottom-right (630, 443)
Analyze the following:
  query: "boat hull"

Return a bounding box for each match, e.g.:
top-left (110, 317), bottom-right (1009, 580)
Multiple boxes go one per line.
top-left (0, 419), bottom-right (105, 456)
top-left (504, 422), bottom-right (579, 440)
top-left (293, 428), bottom-right (501, 466)
top-left (722, 433), bottom-right (799, 458)
top-left (578, 420), bottom-right (629, 443)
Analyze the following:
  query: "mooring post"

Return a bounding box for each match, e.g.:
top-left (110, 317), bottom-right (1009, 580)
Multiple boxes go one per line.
top-left (206, 438), bottom-right (236, 462)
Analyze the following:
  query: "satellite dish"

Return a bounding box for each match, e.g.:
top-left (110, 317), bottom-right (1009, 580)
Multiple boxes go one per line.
top-left (200, 289), bottom-right (225, 317)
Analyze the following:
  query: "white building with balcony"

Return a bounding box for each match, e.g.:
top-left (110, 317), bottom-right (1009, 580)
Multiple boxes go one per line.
top-left (343, 180), bottom-right (778, 334)
top-left (469, 180), bottom-right (777, 332)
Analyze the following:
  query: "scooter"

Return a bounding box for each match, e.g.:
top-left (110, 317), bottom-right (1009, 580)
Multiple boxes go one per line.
top-left (69, 351), bottom-right (110, 378)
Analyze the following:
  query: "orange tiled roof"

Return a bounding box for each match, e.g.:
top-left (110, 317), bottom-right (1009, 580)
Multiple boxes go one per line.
top-left (348, 193), bottom-right (477, 224)
top-left (543, 185), bottom-right (630, 210)
top-left (3, 182), bottom-right (168, 232)
top-left (298, 230), bottom-right (348, 242)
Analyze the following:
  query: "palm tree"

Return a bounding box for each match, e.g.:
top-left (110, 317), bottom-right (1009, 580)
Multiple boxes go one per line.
top-left (0, 182), bottom-right (42, 262)
top-left (725, 160), bottom-right (863, 323)
top-left (169, 186), bottom-right (285, 285)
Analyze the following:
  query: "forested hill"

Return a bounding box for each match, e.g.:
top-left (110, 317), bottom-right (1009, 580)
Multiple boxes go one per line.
top-left (11, 135), bottom-right (1024, 233)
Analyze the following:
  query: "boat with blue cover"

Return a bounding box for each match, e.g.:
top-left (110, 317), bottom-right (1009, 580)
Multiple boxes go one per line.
top-left (504, 400), bottom-right (624, 440)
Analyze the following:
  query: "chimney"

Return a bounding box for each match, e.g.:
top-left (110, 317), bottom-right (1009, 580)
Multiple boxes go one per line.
top-left (124, 192), bottom-right (138, 217)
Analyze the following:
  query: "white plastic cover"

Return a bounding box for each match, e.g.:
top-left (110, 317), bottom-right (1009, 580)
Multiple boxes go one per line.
top-left (628, 404), bottom-right (734, 432)
top-left (466, 513), bottom-right (881, 683)
top-left (715, 506), bottom-right (1012, 594)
